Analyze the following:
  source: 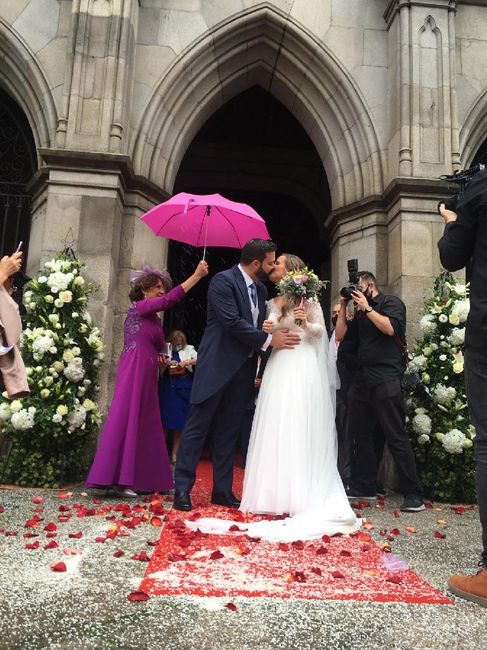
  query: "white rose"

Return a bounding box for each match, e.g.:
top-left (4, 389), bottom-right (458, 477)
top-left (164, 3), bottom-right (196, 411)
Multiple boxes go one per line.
top-left (63, 350), bottom-right (75, 363)
top-left (0, 403), bottom-right (12, 420)
top-left (38, 276), bottom-right (47, 283)
top-left (72, 346), bottom-right (81, 356)
top-left (54, 299), bottom-right (63, 308)
top-left (72, 312), bottom-right (79, 318)
top-left (48, 314), bottom-right (59, 325)
top-left (45, 295), bottom-right (54, 304)
top-left (418, 434), bottom-right (430, 445)
top-left (74, 276), bottom-right (85, 286)
top-left (82, 398), bottom-right (95, 412)
top-left (56, 405), bottom-right (68, 416)
top-left (59, 290), bottom-right (73, 304)
top-left (10, 400), bottom-right (23, 413)
top-left (40, 389), bottom-right (50, 398)
top-left (439, 314), bottom-right (448, 323)
top-left (52, 413), bottom-right (63, 423)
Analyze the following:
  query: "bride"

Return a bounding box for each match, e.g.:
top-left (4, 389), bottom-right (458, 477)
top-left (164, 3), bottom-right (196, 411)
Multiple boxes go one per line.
top-left (187, 254), bottom-right (359, 542)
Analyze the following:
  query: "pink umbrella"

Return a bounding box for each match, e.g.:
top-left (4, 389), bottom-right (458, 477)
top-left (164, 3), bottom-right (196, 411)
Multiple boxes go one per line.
top-left (140, 192), bottom-right (270, 258)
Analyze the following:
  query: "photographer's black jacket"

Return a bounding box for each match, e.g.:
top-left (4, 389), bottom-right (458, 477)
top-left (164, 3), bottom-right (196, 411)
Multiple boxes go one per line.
top-left (438, 170), bottom-right (487, 351)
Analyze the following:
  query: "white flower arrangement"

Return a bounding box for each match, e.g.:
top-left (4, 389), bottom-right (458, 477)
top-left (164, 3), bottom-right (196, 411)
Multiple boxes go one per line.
top-left (0, 251), bottom-right (104, 487)
top-left (419, 314), bottom-right (437, 335)
top-left (408, 354), bottom-right (427, 373)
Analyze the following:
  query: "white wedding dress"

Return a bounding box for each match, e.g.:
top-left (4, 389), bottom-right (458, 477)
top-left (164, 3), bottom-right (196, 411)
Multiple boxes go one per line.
top-left (187, 299), bottom-right (359, 542)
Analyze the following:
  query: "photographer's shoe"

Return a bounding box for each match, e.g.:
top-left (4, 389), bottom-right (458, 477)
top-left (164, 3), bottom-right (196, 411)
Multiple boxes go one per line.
top-left (448, 566), bottom-right (487, 608)
top-left (346, 487), bottom-right (376, 502)
top-left (400, 495), bottom-right (425, 512)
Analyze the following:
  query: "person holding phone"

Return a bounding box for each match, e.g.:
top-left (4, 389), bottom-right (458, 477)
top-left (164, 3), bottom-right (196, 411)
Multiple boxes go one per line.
top-left (0, 249), bottom-right (29, 399)
top-left (86, 261), bottom-right (208, 497)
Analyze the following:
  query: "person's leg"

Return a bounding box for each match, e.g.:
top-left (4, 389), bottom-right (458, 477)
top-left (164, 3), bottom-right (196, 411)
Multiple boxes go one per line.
top-left (171, 430), bottom-right (181, 464)
top-left (174, 388), bottom-right (224, 493)
top-left (212, 358), bottom-right (256, 494)
top-left (373, 380), bottom-right (423, 502)
top-left (348, 383), bottom-right (378, 497)
top-left (448, 348), bottom-right (487, 606)
top-left (336, 384), bottom-right (351, 485)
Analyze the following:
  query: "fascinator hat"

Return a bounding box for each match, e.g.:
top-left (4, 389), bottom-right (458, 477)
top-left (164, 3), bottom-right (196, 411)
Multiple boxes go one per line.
top-left (129, 265), bottom-right (173, 292)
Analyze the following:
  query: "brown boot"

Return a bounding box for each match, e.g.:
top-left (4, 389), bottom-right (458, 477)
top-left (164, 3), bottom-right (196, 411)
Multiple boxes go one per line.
top-left (448, 567), bottom-right (487, 607)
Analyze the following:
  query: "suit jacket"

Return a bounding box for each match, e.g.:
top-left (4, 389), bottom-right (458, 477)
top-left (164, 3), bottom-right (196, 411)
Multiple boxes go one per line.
top-left (190, 265), bottom-right (268, 404)
top-left (0, 284), bottom-right (30, 398)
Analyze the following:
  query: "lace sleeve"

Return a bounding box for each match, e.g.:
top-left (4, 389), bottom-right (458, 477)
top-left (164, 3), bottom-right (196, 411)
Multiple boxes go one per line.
top-left (304, 300), bottom-right (325, 339)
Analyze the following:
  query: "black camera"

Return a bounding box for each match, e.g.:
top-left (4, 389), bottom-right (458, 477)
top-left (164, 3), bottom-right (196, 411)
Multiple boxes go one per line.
top-left (438, 163), bottom-right (485, 213)
top-left (340, 258), bottom-right (360, 300)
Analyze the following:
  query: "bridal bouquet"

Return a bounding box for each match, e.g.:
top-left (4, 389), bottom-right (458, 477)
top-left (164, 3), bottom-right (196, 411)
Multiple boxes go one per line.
top-left (277, 268), bottom-right (327, 325)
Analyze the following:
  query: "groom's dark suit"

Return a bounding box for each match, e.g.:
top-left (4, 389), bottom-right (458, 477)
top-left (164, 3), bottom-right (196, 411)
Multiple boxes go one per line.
top-left (175, 265), bottom-right (268, 494)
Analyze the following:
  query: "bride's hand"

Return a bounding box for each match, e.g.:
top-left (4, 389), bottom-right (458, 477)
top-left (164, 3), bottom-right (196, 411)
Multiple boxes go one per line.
top-left (293, 307), bottom-right (307, 326)
top-left (262, 319), bottom-right (274, 333)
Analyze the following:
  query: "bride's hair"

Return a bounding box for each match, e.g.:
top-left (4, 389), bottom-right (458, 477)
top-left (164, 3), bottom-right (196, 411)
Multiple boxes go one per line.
top-left (278, 253), bottom-right (306, 321)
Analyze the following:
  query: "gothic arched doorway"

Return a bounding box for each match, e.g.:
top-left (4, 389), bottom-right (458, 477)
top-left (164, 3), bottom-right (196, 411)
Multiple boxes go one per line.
top-left (0, 88), bottom-right (36, 262)
top-left (166, 86), bottom-right (332, 346)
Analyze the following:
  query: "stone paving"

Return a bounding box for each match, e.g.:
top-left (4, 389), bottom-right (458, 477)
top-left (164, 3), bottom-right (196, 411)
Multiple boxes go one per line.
top-left (0, 487), bottom-right (486, 650)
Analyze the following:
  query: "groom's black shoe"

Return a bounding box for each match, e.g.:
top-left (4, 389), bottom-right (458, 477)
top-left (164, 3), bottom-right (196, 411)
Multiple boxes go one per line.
top-left (173, 491), bottom-right (192, 511)
top-left (210, 491), bottom-right (241, 508)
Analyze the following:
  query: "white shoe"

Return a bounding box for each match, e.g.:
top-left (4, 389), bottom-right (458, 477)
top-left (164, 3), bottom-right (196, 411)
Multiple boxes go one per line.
top-left (116, 487), bottom-right (138, 498)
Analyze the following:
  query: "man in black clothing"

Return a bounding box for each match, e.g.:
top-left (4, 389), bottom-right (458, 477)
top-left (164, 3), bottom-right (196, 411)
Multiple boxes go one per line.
top-left (438, 170), bottom-right (487, 607)
top-left (335, 271), bottom-right (424, 512)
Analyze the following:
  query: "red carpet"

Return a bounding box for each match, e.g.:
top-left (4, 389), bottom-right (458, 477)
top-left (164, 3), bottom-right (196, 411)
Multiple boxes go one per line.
top-left (139, 461), bottom-right (452, 603)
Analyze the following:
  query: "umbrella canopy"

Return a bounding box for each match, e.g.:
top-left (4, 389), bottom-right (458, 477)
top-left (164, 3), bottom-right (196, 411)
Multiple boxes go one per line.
top-left (140, 192), bottom-right (270, 254)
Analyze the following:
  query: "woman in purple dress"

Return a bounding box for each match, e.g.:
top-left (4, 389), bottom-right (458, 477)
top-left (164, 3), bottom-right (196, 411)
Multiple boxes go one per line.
top-left (86, 261), bottom-right (208, 497)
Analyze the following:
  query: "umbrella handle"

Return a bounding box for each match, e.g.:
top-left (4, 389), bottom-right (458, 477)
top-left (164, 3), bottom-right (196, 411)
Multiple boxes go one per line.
top-left (202, 205), bottom-right (211, 261)
top-left (202, 245), bottom-right (207, 261)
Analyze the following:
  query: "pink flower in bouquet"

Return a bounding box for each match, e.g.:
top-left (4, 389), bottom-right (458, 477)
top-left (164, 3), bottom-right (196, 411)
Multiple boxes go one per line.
top-left (293, 277), bottom-right (303, 285)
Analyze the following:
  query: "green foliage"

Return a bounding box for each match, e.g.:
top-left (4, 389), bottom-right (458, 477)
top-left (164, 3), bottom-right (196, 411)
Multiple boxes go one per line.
top-left (0, 251), bottom-right (103, 487)
top-left (405, 271), bottom-right (475, 503)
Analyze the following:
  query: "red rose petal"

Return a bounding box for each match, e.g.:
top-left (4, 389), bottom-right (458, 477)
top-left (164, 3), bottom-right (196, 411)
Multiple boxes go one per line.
top-left (44, 523), bottom-right (57, 532)
top-left (50, 562), bottom-right (67, 572)
top-left (209, 550), bottom-right (224, 560)
top-left (321, 535), bottom-right (331, 543)
top-left (310, 567), bottom-right (322, 576)
top-left (113, 550), bottom-right (125, 558)
top-left (68, 531), bottom-right (83, 539)
top-left (225, 602), bottom-right (237, 612)
top-left (316, 546), bottom-right (328, 556)
top-left (26, 541), bottom-right (40, 550)
top-left (23, 532), bottom-right (39, 539)
top-left (278, 543), bottom-right (289, 552)
top-left (46, 532), bottom-right (57, 538)
top-left (291, 540), bottom-right (304, 550)
top-left (390, 528), bottom-right (401, 536)
top-left (127, 591), bottom-right (150, 602)
top-left (32, 496), bottom-right (44, 504)
top-left (386, 575), bottom-right (403, 585)
top-left (294, 571), bottom-right (306, 583)
top-left (0, 506), bottom-right (4, 514)
top-left (131, 551), bottom-right (150, 562)
top-left (44, 540), bottom-right (59, 549)
top-left (147, 540), bottom-right (158, 547)
top-left (5, 531), bottom-right (18, 536)
top-left (393, 510), bottom-right (401, 518)
top-left (434, 530), bottom-right (446, 539)
top-left (150, 516), bottom-right (163, 527)
top-left (331, 571), bottom-right (345, 579)
top-left (340, 550), bottom-right (352, 557)
top-left (94, 537), bottom-right (106, 543)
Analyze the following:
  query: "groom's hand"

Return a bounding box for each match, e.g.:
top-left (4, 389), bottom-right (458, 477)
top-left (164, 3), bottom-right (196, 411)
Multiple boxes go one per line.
top-left (271, 328), bottom-right (300, 349)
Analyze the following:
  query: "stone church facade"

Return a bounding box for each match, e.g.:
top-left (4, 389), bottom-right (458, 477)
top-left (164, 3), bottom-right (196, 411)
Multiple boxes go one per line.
top-left (1, 0), bottom-right (487, 401)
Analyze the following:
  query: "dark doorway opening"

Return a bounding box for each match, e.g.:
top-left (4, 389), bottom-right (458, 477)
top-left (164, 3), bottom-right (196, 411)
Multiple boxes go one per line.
top-left (0, 88), bottom-right (36, 262)
top-left (166, 86), bottom-right (331, 346)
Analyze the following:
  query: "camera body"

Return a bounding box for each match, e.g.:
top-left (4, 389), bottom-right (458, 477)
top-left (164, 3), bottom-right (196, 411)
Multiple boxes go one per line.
top-left (340, 258), bottom-right (360, 300)
top-left (438, 163), bottom-right (486, 213)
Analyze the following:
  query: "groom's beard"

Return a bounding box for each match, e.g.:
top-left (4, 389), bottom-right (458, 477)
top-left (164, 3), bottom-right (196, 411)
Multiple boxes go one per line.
top-left (255, 265), bottom-right (269, 281)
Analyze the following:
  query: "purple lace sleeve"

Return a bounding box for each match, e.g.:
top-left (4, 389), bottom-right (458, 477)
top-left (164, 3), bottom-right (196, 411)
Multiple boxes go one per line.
top-left (135, 284), bottom-right (185, 316)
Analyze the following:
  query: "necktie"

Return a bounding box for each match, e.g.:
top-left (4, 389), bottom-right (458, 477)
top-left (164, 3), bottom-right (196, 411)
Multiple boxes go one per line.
top-left (249, 282), bottom-right (257, 307)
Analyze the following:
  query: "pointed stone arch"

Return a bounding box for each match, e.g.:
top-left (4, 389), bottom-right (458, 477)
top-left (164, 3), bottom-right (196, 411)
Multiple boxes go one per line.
top-left (459, 89), bottom-right (487, 168)
top-left (0, 18), bottom-right (58, 151)
top-left (132, 3), bottom-right (384, 210)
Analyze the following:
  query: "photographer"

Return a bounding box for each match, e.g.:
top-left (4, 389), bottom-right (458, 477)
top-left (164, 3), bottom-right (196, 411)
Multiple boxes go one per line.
top-left (438, 168), bottom-right (487, 607)
top-left (335, 271), bottom-right (424, 511)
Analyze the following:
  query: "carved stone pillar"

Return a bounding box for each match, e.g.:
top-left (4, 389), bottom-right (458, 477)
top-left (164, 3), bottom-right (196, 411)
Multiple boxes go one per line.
top-left (384, 0), bottom-right (460, 178)
top-left (55, 0), bottom-right (138, 154)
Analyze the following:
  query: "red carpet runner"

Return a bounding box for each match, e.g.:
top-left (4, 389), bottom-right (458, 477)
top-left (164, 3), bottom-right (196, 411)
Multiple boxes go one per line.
top-left (139, 461), bottom-right (451, 603)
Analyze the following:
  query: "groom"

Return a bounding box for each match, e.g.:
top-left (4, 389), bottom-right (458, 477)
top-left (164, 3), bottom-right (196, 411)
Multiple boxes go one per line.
top-left (174, 239), bottom-right (300, 511)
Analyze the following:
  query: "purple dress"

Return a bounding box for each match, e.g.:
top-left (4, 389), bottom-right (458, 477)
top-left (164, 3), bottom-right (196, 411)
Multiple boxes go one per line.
top-left (86, 285), bottom-right (185, 492)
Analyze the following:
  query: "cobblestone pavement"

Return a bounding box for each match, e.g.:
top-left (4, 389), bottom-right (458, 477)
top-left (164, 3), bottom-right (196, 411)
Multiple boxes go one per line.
top-left (0, 487), bottom-right (486, 650)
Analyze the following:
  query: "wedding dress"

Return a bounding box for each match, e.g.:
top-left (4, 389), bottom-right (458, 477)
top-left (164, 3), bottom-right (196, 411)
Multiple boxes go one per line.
top-left (187, 299), bottom-right (360, 542)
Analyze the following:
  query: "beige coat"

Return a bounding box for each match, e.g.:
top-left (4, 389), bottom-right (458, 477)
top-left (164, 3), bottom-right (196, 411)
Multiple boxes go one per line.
top-left (0, 285), bottom-right (29, 398)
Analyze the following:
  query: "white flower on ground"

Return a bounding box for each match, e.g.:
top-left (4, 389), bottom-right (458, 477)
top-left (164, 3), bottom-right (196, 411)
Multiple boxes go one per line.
top-left (442, 428), bottom-right (466, 454)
